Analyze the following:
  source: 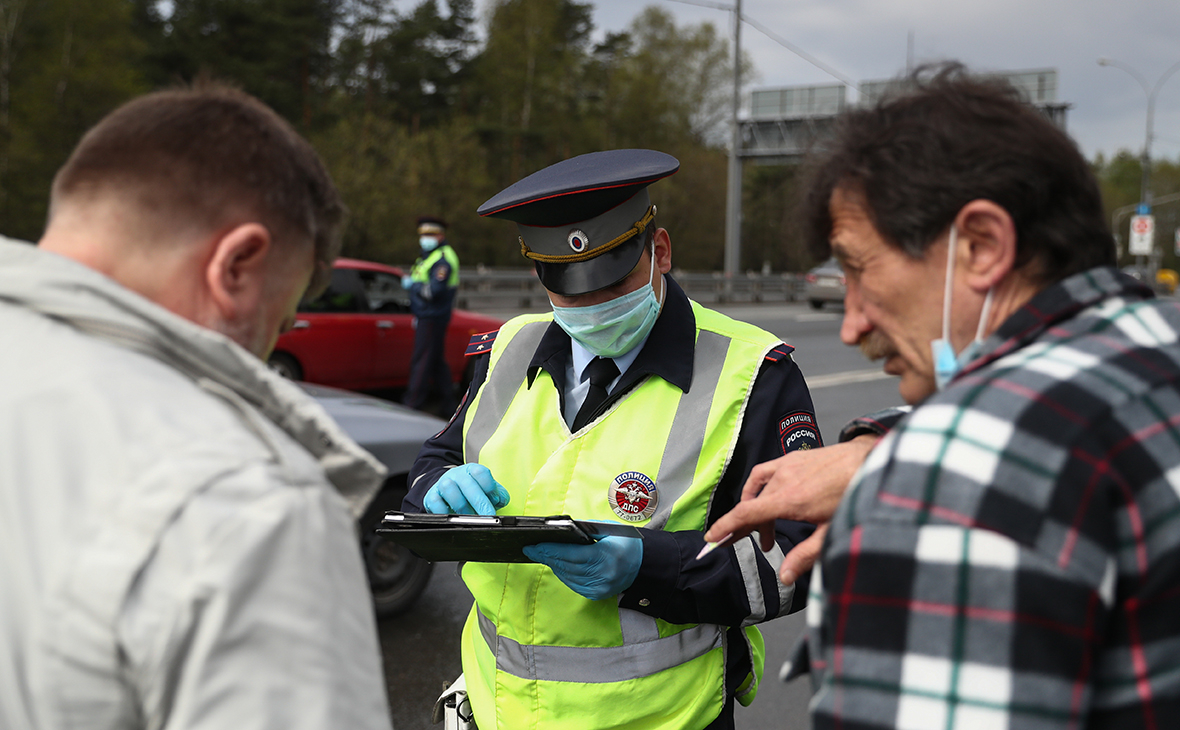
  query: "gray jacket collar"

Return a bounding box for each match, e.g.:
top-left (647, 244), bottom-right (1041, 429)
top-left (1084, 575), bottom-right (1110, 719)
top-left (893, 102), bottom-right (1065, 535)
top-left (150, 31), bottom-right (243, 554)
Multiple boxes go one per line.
top-left (0, 237), bottom-right (385, 516)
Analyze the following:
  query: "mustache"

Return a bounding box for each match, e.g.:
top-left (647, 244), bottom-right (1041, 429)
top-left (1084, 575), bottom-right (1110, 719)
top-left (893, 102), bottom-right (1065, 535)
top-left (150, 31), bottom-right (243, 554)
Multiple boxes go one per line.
top-left (859, 330), bottom-right (897, 361)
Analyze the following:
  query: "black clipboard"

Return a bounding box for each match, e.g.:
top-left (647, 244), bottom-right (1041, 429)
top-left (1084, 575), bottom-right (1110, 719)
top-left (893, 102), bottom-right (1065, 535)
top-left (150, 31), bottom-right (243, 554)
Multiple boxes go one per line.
top-left (376, 511), bottom-right (642, 563)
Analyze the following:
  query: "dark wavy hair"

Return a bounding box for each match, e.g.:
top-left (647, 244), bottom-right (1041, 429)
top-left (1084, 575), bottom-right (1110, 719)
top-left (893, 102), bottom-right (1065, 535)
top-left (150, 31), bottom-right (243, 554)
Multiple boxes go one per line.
top-left (800, 63), bottom-right (1113, 283)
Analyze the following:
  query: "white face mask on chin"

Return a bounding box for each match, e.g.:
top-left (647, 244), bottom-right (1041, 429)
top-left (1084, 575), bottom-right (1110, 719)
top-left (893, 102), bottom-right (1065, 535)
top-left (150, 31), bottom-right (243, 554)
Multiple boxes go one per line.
top-left (930, 225), bottom-right (994, 391)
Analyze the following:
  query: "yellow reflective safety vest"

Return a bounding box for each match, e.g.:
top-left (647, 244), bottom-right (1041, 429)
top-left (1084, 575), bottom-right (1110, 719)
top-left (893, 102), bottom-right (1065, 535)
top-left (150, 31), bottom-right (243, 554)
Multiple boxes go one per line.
top-left (459, 303), bottom-right (780, 730)
top-left (411, 245), bottom-right (460, 287)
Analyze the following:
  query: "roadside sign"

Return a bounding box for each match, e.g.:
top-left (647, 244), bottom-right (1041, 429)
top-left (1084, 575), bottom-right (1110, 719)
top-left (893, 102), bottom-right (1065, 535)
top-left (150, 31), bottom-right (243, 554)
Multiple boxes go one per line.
top-left (1130, 214), bottom-right (1155, 256)
top-left (1138, 203), bottom-right (1151, 215)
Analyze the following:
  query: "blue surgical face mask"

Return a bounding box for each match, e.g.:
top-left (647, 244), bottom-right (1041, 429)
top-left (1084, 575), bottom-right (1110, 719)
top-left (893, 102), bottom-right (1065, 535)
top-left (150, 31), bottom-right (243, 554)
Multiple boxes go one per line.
top-left (420, 236), bottom-right (440, 251)
top-left (551, 244), bottom-right (665, 358)
top-left (930, 225), bottom-right (994, 391)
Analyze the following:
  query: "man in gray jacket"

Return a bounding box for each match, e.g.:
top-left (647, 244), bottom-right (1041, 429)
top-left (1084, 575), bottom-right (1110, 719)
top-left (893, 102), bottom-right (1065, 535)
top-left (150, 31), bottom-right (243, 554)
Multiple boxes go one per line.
top-left (0, 85), bottom-right (394, 729)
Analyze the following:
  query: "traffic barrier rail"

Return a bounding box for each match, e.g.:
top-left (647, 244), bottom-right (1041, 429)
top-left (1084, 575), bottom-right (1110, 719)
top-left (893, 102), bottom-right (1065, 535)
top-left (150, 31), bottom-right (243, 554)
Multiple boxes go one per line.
top-left (454, 268), bottom-right (805, 310)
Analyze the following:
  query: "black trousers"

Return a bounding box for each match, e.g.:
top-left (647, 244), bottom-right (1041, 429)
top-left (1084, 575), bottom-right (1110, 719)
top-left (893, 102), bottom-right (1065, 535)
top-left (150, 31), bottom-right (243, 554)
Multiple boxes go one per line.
top-left (404, 313), bottom-right (455, 415)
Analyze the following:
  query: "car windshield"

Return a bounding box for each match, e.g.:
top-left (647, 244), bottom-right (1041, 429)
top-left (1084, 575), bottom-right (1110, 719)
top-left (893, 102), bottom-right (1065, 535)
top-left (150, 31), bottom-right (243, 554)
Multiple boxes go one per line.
top-left (300, 268), bottom-right (411, 314)
top-left (358, 270), bottom-right (410, 312)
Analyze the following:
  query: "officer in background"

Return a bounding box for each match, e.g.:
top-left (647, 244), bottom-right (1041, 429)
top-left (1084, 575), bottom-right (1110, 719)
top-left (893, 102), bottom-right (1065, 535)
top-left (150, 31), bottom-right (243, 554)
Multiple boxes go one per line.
top-left (403, 215), bottom-right (460, 415)
top-left (404, 150), bottom-right (820, 729)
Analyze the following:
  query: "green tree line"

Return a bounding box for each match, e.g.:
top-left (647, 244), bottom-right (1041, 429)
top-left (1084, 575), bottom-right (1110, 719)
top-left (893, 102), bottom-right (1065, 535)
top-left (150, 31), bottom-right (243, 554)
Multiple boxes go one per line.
top-left (1, 0), bottom-right (1174, 274)
top-left (0, 0), bottom-right (785, 271)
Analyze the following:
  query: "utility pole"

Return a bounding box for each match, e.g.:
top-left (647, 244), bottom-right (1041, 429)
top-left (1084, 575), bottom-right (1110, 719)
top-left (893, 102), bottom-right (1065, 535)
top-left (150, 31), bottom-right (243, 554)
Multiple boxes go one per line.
top-left (1098, 57), bottom-right (1180, 268)
top-left (723, 0), bottom-right (742, 282)
top-left (670, 0), bottom-right (855, 281)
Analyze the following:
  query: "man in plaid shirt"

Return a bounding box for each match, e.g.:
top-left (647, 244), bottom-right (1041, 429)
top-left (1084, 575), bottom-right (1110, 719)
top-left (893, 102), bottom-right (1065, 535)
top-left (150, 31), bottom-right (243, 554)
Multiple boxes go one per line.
top-left (709, 63), bottom-right (1180, 728)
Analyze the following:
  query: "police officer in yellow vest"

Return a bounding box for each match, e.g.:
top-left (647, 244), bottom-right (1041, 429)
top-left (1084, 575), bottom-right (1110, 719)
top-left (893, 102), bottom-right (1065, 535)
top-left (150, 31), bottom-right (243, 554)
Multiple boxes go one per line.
top-left (403, 215), bottom-right (460, 415)
top-left (405, 150), bottom-right (820, 729)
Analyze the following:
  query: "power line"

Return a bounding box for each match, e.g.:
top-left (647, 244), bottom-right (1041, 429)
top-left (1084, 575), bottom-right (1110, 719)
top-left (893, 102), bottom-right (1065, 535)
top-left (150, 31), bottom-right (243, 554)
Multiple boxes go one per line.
top-left (664, 0), bottom-right (733, 12)
top-left (663, 0), bottom-right (859, 91)
top-left (739, 13), bottom-right (860, 92)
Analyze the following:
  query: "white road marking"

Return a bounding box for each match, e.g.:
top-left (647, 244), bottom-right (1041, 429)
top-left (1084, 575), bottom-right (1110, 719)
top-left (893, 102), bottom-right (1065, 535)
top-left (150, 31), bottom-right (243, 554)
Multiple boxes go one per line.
top-left (805, 368), bottom-right (894, 389)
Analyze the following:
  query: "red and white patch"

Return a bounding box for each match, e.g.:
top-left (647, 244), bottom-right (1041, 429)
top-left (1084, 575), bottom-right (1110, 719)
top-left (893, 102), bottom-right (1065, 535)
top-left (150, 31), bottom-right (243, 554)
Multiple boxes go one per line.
top-left (608, 471), bottom-right (658, 522)
top-left (779, 411), bottom-right (821, 454)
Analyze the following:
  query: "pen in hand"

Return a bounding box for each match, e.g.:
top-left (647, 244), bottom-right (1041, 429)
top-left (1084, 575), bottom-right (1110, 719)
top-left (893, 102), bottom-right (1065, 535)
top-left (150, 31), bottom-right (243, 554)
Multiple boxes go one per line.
top-left (694, 532), bottom-right (734, 560)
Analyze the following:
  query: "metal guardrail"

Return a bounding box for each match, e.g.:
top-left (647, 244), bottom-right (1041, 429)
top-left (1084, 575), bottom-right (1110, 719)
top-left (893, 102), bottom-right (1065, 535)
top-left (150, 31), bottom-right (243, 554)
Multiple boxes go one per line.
top-left (454, 269), bottom-right (806, 310)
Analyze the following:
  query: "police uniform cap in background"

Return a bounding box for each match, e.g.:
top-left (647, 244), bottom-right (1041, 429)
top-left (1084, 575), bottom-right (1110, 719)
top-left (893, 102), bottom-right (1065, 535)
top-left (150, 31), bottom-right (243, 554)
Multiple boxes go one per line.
top-left (417, 216), bottom-right (447, 236)
top-left (477, 149), bottom-right (679, 295)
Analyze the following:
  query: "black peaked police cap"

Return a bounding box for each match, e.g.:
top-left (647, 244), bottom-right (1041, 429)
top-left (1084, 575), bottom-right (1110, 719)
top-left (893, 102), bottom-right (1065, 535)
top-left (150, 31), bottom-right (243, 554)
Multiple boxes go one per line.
top-left (477, 149), bottom-right (680, 296)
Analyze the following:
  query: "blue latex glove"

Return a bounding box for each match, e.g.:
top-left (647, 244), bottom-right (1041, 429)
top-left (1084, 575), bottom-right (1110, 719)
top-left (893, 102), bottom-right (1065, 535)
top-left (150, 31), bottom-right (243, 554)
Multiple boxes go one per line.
top-left (522, 535), bottom-right (643, 601)
top-left (401, 274), bottom-right (413, 289)
top-left (423, 464), bottom-right (510, 516)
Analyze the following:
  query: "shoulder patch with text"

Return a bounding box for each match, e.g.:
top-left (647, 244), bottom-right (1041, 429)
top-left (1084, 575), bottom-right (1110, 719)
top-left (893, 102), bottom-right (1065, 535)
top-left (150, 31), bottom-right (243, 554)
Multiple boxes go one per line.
top-left (779, 411), bottom-right (821, 453)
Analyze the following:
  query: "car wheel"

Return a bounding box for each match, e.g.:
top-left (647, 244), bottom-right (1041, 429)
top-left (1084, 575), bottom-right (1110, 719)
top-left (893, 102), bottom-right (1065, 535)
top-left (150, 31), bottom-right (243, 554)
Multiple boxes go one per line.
top-left (358, 478), bottom-right (434, 618)
top-left (268, 352), bottom-right (303, 381)
top-left (808, 300), bottom-right (824, 310)
top-left (361, 527), bottom-right (434, 618)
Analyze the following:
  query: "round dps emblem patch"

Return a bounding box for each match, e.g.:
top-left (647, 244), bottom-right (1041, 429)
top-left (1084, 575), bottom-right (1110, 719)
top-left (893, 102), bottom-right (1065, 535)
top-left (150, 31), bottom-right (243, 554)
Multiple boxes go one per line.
top-left (608, 471), bottom-right (658, 522)
top-left (567, 229), bottom-right (589, 253)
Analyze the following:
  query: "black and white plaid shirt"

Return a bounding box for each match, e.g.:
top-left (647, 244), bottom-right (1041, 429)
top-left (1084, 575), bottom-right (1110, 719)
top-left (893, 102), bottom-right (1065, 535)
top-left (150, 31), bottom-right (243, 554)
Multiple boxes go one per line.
top-left (806, 267), bottom-right (1180, 729)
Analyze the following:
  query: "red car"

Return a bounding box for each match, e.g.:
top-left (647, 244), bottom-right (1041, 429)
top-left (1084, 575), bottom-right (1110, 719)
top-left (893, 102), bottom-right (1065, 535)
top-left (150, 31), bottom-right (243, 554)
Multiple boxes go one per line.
top-left (269, 258), bottom-right (503, 393)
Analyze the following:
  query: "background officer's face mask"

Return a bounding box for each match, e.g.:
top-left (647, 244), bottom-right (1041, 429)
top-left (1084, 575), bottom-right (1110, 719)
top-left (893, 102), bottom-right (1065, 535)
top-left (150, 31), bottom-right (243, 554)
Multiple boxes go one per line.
top-left (420, 236), bottom-right (440, 251)
top-left (552, 242), bottom-right (665, 358)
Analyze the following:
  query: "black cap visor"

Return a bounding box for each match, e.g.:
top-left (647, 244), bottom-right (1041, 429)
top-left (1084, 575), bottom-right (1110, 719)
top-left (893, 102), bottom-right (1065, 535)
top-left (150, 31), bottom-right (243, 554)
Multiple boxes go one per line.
top-left (535, 234), bottom-right (646, 296)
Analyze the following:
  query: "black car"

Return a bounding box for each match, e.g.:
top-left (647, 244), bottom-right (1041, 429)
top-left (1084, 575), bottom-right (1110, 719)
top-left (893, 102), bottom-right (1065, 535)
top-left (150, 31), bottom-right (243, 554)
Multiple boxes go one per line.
top-left (301, 382), bottom-right (444, 617)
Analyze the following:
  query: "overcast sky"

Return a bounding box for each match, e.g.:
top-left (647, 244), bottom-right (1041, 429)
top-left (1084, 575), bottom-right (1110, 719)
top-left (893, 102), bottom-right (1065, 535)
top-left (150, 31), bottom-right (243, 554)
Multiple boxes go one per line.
top-left (477, 0), bottom-right (1180, 162)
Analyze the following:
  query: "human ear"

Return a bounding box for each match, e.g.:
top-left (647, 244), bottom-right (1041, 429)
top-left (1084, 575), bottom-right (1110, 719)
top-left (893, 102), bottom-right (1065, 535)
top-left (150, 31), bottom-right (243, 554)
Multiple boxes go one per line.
top-left (652, 228), bottom-right (672, 274)
top-left (954, 200), bottom-right (1016, 293)
top-left (205, 222), bottom-right (272, 321)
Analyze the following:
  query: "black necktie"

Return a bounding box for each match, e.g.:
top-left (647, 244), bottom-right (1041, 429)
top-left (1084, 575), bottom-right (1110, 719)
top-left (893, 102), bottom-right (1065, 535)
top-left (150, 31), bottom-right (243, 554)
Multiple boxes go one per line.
top-left (572, 357), bottom-right (619, 431)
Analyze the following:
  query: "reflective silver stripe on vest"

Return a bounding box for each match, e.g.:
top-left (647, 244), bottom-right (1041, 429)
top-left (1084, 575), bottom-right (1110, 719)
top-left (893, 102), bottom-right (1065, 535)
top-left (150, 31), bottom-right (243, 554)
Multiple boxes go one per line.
top-left (619, 605), bottom-right (661, 644)
top-left (464, 321), bottom-right (549, 463)
top-left (648, 330), bottom-right (732, 530)
top-left (734, 537), bottom-right (796, 626)
top-left (478, 608), bottom-right (722, 684)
